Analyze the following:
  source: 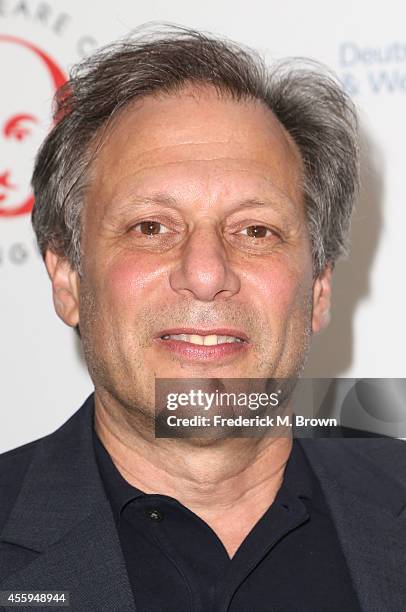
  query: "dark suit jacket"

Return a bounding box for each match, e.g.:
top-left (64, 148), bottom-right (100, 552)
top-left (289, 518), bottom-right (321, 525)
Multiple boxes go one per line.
top-left (1, 394), bottom-right (406, 611)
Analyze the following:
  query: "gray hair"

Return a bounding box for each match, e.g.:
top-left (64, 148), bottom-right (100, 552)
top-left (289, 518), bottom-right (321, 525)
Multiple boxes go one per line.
top-left (31, 23), bottom-right (359, 278)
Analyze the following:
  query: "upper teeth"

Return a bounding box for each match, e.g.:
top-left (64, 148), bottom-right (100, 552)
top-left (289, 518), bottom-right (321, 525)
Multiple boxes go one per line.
top-left (161, 334), bottom-right (244, 345)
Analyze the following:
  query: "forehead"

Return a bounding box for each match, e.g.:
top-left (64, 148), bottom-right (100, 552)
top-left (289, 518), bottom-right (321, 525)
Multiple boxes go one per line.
top-left (87, 85), bottom-right (304, 210)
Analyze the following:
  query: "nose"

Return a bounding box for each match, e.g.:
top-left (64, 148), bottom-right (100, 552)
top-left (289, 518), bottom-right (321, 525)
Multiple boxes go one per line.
top-left (169, 225), bottom-right (240, 302)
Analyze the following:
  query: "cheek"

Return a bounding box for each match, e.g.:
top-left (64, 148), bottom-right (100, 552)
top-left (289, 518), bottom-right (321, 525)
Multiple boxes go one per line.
top-left (252, 262), bottom-right (312, 321)
top-left (102, 253), bottom-right (166, 312)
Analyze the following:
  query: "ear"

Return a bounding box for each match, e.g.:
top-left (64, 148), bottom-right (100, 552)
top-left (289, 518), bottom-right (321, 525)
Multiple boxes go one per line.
top-left (45, 249), bottom-right (80, 327)
top-left (312, 264), bottom-right (333, 334)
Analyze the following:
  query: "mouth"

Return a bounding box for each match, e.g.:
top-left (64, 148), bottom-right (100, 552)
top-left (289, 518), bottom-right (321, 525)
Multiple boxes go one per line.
top-left (154, 328), bottom-right (250, 362)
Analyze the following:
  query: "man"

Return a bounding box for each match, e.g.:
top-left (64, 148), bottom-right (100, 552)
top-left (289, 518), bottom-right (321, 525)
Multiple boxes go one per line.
top-left (0, 25), bottom-right (405, 612)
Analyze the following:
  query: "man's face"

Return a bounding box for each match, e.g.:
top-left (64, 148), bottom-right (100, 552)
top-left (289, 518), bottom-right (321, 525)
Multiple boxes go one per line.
top-left (0, 40), bottom-right (54, 214)
top-left (53, 86), bottom-right (330, 416)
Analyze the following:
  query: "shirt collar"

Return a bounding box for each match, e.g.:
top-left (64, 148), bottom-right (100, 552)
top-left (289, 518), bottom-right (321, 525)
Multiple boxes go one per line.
top-left (93, 427), bottom-right (144, 525)
top-left (93, 426), bottom-right (315, 525)
top-left (279, 436), bottom-right (316, 502)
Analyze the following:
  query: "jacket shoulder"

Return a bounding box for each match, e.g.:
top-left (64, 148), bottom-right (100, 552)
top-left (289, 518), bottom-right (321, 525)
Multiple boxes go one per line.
top-left (0, 395), bottom-right (95, 536)
top-left (301, 435), bottom-right (406, 497)
top-left (0, 437), bottom-right (43, 531)
top-left (326, 435), bottom-right (406, 460)
top-left (354, 436), bottom-right (406, 483)
top-left (305, 434), bottom-right (406, 463)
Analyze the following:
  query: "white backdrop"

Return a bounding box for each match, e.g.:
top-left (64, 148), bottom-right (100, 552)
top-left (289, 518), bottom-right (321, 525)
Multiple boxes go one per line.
top-left (1, 0), bottom-right (405, 452)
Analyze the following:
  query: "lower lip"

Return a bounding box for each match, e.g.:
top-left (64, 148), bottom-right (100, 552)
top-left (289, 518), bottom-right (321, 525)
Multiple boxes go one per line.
top-left (154, 338), bottom-right (249, 362)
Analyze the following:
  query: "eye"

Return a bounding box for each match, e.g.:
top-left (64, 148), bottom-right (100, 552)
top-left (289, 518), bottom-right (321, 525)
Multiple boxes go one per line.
top-left (237, 225), bottom-right (275, 239)
top-left (132, 220), bottom-right (170, 235)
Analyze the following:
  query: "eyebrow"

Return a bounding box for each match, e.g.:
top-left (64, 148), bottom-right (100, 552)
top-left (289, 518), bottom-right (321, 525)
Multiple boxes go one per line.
top-left (104, 189), bottom-right (299, 224)
top-left (229, 196), bottom-right (297, 217)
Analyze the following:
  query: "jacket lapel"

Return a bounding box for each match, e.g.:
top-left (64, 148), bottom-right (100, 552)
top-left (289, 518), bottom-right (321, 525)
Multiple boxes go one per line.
top-left (0, 395), bottom-right (135, 611)
top-left (300, 437), bottom-right (406, 612)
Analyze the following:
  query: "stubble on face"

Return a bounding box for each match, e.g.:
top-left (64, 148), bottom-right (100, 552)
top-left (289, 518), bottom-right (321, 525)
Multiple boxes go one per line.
top-left (79, 269), bottom-right (314, 431)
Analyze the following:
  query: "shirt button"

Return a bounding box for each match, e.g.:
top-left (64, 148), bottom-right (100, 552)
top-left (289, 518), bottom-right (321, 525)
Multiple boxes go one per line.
top-left (147, 508), bottom-right (164, 522)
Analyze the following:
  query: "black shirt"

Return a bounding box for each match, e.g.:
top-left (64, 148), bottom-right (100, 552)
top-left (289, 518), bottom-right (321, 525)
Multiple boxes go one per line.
top-left (93, 429), bottom-right (361, 611)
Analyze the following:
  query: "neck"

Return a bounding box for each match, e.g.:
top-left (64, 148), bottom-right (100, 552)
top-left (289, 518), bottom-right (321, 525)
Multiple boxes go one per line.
top-left (94, 391), bottom-right (293, 558)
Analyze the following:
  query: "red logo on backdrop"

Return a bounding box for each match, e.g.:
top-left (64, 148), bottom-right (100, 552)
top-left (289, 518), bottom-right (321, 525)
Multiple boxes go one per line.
top-left (0, 35), bottom-right (66, 218)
